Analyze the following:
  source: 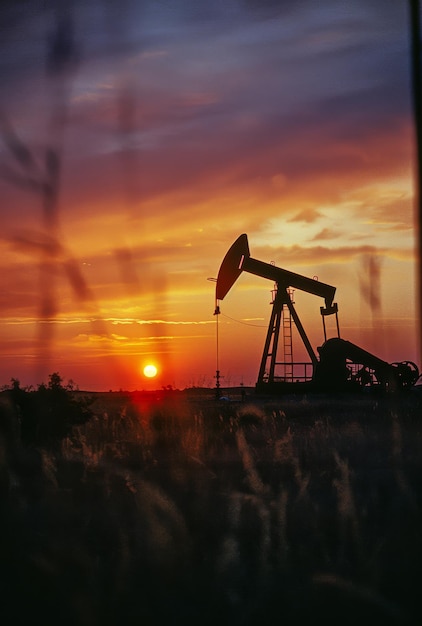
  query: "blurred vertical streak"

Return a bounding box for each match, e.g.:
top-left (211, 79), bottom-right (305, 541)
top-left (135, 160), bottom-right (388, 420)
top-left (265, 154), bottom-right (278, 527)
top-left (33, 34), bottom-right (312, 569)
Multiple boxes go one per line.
top-left (107, 3), bottom-right (173, 386)
top-left (409, 0), bottom-right (422, 365)
top-left (36, 6), bottom-right (78, 376)
top-left (359, 254), bottom-right (383, 356)
top-left (114, 80), bottom-right (141, 293)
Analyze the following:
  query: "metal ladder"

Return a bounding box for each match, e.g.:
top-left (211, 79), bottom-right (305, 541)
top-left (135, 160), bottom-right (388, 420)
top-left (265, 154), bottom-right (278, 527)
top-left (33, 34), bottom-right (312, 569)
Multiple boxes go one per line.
top-left (282, 288), bottom-right (294, 380)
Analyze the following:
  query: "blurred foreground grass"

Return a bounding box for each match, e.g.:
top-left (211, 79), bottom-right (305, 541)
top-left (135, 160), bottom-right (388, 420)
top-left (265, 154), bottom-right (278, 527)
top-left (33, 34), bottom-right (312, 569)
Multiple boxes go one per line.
top-left (1, 387), bottom-right (422, 625)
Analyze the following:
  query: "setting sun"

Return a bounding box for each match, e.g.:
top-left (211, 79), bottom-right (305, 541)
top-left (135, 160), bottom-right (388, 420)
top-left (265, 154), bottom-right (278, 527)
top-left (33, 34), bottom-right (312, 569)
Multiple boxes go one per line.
top-left (143, 364), bottom-right (158, 378)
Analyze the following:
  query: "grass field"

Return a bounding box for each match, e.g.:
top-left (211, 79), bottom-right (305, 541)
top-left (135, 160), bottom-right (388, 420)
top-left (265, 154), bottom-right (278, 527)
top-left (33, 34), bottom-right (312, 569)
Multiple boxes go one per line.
top-left (1, 386), bottom-right (422, 625)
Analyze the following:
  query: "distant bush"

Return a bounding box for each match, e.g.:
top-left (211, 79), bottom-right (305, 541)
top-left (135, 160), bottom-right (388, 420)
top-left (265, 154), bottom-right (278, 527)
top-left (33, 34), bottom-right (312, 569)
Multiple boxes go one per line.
top-left (3, 372), bottom-right (93, 447)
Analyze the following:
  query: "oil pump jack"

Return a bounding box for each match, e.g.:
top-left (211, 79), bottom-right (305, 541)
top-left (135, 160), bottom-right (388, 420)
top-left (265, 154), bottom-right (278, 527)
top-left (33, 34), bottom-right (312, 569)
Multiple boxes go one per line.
top-left (215, 234), bottom-right (419, 393)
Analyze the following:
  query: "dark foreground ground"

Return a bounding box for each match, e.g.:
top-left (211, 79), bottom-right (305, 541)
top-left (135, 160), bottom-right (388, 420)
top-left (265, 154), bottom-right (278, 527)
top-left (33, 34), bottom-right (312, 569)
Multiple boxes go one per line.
top-left (1, 386), bottom-right (422, 625)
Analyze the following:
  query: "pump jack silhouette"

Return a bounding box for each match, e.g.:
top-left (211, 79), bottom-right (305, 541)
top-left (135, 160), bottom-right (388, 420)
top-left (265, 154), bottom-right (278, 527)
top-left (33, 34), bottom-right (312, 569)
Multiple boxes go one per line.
top-left (215, 234), bottom-right (419, 394)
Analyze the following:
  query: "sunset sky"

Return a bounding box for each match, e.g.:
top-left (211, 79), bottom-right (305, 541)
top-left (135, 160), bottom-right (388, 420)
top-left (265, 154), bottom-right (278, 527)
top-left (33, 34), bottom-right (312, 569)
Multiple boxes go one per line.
top-left (0, 0), bottom-right (420, 391)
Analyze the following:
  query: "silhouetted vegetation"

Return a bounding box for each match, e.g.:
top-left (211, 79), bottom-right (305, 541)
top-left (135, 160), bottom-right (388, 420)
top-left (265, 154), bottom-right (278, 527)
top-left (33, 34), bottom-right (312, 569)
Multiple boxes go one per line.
top-left (0, 387), bottom-right (421, 625)
top-left (2, 373), bottom-right (93, 447)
